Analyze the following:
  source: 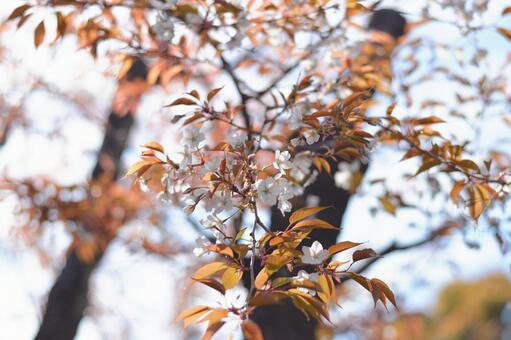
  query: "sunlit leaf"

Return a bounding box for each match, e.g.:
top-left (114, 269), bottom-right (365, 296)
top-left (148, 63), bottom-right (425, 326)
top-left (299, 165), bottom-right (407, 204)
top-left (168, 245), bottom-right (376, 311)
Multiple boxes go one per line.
top-left (207, 86), bottom-right (223, 102)
top-left (450, 180), bottom-right (465, 204)
top-left (34, 20), bottom-right (45, 48)
top-left (192, 277), bottom-right (226, 295)
top-left (255, 267), bottom-right (270, 289)
top-left (193, 261), bottom-right (229, 279)
top-left (328, 241), bottom-right (362, 256)
top-left (241, 320), bottom-right (264, 340)
top-left (292, 218), bottom-right (338, 231)
top-left (222, 267), bottom-right (242, 290)
top-left (289, 206), bottom-right (330, 225)
top-left (165, 97), bottom-right (198, 107)
top-left (352, 248), bottom-right (377, 263)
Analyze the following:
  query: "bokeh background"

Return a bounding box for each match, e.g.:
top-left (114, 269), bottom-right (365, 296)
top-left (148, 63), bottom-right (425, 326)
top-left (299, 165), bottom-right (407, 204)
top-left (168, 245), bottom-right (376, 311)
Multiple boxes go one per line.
top-left (1, 0), bottom-right (511, 339)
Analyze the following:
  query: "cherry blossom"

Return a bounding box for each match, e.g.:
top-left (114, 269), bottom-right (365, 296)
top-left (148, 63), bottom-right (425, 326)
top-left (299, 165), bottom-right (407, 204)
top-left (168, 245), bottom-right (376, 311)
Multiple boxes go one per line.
top-left (193, 236), bottom-right (212, 257)
top-left (334, 161), bottom-right (361, 190)
top-left (294, 270), bottom-right (319, 295)
top-left (201, 213), bottom-right (225, 231)
top-left (290, 153), bottom-right (312, 181)
top-left (302, 241), bottom-right (329, 265)
top-left (256, 177), bottom-right (280, 206)
top-left (152, 12), bottom-right (174, 43)
top-left (181, 125), bottom-right (205, 149)
top-left (273, 150), bottom-right (293, 174)
top-left (303, 129), bottom-right (320, 145)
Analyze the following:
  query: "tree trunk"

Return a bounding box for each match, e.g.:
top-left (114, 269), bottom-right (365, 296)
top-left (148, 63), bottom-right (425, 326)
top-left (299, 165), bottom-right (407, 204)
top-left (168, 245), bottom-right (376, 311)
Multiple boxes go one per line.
top-left (34, 59), bottom-right (147, 340)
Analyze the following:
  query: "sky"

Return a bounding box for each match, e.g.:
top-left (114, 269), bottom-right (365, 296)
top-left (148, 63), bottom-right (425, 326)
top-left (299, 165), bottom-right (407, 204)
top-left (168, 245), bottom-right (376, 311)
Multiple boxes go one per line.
top-left (1, 0), bottom-right (511, 339)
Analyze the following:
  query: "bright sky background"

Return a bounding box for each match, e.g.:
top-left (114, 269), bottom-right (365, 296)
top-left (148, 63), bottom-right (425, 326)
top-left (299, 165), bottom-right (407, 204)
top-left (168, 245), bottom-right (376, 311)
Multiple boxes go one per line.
top-left (1, 0), bottom-right (511, 339)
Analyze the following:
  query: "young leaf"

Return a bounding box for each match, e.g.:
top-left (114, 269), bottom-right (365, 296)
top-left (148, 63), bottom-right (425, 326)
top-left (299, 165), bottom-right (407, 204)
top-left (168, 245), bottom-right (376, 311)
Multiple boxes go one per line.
top-left (328, 241), bottom-right (362, 256)
top-left (289, 206), bottom-right (330, 225)
top-left (241, 320), bottom-right (264, 340)
top-left (192, 278), bottom-right (226, 295)
top-left (352, 248), bottom-right (377, 263)
top-left (370, 278), bottom-right (398, 310)
top-left (450, 180), bottom-right (465, 204)
top-left (255, 267), bottom-right (270, 289)
top-left (8, 4), bottom-right (31, 20)
top-left (497, 27), bottom-right (511, 42)
top-left (222, 267), bottom-right (242, 289)
top-left (207, 86), bottom-right (223, 102)
top-left (176, 305), bottom-right (211, 321)
top-left (34, 20), bottom-right (45, 48)
top-left (142, 141), bottom-right (165, 153)
top-left (292, 218), bottom-right (338, 231)
top-left (193, 261), bottom-right (229, 279)
top-left (165, 97), bottom-right (198, 107)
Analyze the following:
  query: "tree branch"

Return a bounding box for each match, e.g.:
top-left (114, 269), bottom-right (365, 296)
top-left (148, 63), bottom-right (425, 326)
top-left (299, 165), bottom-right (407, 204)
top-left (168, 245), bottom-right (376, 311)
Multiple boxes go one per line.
top-left (352, 233), bottom-right (440, 279)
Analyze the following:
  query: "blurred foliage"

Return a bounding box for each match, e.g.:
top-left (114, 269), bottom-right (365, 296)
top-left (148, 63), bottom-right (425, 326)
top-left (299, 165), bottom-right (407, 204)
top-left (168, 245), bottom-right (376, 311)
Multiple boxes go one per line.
top-left (391, 273), bottom-right (511, 340)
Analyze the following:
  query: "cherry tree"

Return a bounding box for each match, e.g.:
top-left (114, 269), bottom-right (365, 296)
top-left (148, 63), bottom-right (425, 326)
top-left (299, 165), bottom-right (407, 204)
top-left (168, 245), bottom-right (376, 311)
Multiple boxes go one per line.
top-left (2, 0), bottom-right (511, 339)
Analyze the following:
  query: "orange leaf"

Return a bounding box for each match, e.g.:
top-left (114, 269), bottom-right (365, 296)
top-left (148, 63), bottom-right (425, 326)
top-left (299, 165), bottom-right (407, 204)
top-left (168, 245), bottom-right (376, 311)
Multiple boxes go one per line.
top-left (8, 4), bottom-right (31, 20)
top-left (370, 278), bottom-right (398, 310)
top-left (352, 248), bottom-right (377, 263)
top-left (328, 241), bottom-right (362, 256)
top-left (207, 86), bottom-right (223, 102)
top-left (292, 218), bottom-right (338, 231)
top-left (165, 97), bottom-right (198, 107)
top-left (143, 141), bottom-right (165, 153)
top-left (125, 160), bottom-right (152, 177)
top-left (193, 261), bottom-right (229, 279)
top-left (222, 267), bottom-right (242, 290)
top-left (241, 320), bottom-right (264, 340)
top-left (255, 268), bottom-right (270, 289)
top-left (34, 20), bottom-right (45, 48)
top-left (192, 278), bottom-right (226, 295)
top-left (176, 305), bottom-right (211, 321)
top-left (289, 206), bottom-right (330, 225)
top-left (497, 27), bottom-right (511, 42)
top-left (450, 180), bottom-right (465, 204)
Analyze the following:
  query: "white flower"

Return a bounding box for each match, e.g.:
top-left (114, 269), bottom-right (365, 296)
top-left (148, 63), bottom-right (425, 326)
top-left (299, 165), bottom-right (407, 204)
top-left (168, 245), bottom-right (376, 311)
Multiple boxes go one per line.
top-left (290, 137), bottom-right (302, 147)
top-left (213, 229), bottom-right (227, 244)
top-left (179, 147), bottom-right (193, 168)
top-left (152, 13), bottom-right (174, 42)
top-left (274, 178), bottom-right (303, 215)
top-left (303, 129), bottom-right (320, 145)
top-left (203, 192), bottom-right (234, 213)
top-left (289, 103), bottom-right (307, 129)
top-left (278, 199), bottom-right (292, 215)
top-left (181, 125), bottom-right (205, 149)
top-left (201, 213), bottom-right (225, 234)
top-left (139, 177), bottom-right (149, 192)
top-left (334, 161), bottom-right (360, 190)
top-left (256, 177), bottom-right (280, 206)
top-left (204, 156), bottom-right (222, 172)
top-left (301, 241), bottom-right (329, 265)
top-left (300, 59), bottom-right (314, 71)
top-left (229, 131), bottom-right (247, 146)
top-left (290, 153), bottom-right (312, 181)
top-left (294, 270), bottom-right (319, 295)
top-left (303, 170), bottom-right (318, 187)
top-left (193, 236), bottom-right (212, 257)
top-left (273, 150), bottom-right (292, 174)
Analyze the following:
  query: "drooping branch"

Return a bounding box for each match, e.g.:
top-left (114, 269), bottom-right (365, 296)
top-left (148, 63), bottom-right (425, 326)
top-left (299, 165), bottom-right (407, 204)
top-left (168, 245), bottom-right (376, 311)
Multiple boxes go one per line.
top-left (355, 233), bottom-right (440, 277)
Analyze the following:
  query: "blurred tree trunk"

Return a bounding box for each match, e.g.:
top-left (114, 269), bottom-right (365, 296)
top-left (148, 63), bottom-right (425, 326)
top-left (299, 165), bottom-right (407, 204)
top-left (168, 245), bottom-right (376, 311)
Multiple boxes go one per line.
top-left (34, 59), bottom-right (148, 340)
top-left (250, 9), bottom-right (407, 340)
